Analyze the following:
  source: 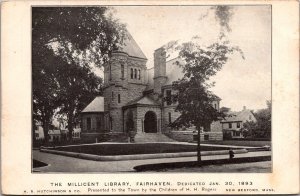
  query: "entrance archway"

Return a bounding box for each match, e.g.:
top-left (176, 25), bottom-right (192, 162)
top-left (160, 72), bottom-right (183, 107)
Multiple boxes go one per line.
top-left (144, 111), bottom-right (157, 133)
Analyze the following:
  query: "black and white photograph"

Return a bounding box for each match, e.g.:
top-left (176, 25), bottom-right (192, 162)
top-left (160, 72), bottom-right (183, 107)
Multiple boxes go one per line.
top-left (31, 5), bottom-right (272, 173)
top-left (2, 0), bottom-right (300, 194)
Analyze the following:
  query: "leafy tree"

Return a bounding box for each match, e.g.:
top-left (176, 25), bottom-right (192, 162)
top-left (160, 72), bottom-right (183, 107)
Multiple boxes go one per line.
top-left (32, 7), bottom-right (126, 142)
top-left (243, 100), bottom-right (271, 139)
top-left (167, 6), bottom-right (244, 164)
top-left (55, 60), bottom-right (102, 139)
top-left (169, 41), bottom-right (241, 163)
top-left (32, 47), bottom-right (64, 142)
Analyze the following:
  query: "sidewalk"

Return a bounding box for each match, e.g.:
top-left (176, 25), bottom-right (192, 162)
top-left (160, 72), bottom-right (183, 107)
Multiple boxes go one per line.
top-left (44, 141), bottom-right (262, 149)
top-left (32, 150), bottom-right (271, 173)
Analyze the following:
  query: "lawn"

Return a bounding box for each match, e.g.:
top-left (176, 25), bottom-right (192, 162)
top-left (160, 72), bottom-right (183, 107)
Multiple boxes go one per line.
top-left (32, 159), bottom-right (48, 168)
top-left (54, 143), bottom-right (232, 156)
top-left (201, 140), bottom-right (271, 147)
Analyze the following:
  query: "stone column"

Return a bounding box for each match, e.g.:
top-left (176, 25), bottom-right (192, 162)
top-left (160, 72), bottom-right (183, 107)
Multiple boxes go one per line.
top-left (157, 118), bottom-right (161, 133)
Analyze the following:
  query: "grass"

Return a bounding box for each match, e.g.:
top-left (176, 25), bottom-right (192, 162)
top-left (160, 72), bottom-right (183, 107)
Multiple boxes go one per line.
top-left (32, 159), bottom-right (48, 168)
top-left (54, 143), bottom-right (232, 156)
top-left (201, 140), bottom-right (271, 147)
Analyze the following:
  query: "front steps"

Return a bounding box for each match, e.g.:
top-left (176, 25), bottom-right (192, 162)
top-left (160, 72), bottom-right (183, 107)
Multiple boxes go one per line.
top-left (134, 132), bottom-right (176, 143)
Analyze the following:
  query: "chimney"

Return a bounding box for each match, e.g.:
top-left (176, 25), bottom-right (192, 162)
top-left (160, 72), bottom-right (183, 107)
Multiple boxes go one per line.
top-left (153, 47), bottom-right (167, 95)
top-left (243, 106), bottom-right (246, 110)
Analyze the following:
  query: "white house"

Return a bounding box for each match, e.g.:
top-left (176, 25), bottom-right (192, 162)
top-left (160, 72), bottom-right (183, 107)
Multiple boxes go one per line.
top-left (221, 106), bottom-right (257, 139)
top-left (35, 125), bottom-right (44, 140)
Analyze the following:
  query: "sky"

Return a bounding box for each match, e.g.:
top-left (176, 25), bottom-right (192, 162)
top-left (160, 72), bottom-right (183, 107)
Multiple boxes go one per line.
top-left (109, 5), bottom-right (271, 111)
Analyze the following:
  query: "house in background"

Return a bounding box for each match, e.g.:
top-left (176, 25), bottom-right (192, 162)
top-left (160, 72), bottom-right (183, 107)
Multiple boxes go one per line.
top-left (34, 124), bottom-right (44, 140)
top-left (48, 129), bottom-right (62, 142)
top-left (72, 127), bottom-right (81, 140)
top-left (221, 106), bottom-right (257, 139)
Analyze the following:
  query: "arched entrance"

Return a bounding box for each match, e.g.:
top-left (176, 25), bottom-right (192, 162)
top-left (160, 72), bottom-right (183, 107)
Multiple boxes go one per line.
top-left (144, 111), bottom-right (157, 133)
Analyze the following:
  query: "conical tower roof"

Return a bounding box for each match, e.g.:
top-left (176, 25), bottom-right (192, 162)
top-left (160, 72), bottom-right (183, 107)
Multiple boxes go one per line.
top-left (115, 31), bottom-right (147, 60)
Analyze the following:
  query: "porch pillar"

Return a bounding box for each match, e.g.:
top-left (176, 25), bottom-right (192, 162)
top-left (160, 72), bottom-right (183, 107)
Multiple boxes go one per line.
top-left (157, 118), bottom-right (161, 133)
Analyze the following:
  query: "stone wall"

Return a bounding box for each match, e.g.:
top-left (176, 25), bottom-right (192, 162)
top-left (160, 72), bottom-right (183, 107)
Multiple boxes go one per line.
top-left (103, 52), bottom-right (148, 133)
top-left (153, 48), bottom-right (167, 94)
top-left (165, 131), bottom-right (223, 142)
top-left (162, 106), bottom-right (181, 130)
top-left (211, 121), bottom-right (223, 132)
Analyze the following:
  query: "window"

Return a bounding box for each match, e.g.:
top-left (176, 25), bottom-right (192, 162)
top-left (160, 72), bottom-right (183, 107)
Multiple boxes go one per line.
top-left (134, 69), bottom-right (137, 79)
top-left (87, 117), bottom-right (91, 130)
top-left (138, 69), bottom-right (141, 80)
top-left (121, 64), bottom-right (124, 79)
top-left (118, 94), bottom-right (121, 103)
top-left (97, 117), bottom-right (101, 129)
top-left (168, 112), bottom-right (172, 124)
top-left (109, 65), bottom-right (112, 80)
top-left (229, 123), bottom-right (232, 128)
top-left (110, 117), bottom-right (113, 130)
top-left (130, 68), bottom-right (133, 79)
top-left (204, 135), bottom-right (209, 141)
top-left (237, 122), bottom-right (241, 128)
top-left (166, 90), bottom-right (172, 105)
top-left (214, 103), bottom-right (217, 109)
top-left (111, 91), bottom-right (114, 100)
top-left (249, 115), bottom-right (252, 120)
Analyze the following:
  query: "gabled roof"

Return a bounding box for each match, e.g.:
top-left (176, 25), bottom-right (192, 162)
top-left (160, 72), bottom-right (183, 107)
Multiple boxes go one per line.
top-left (81, 96), bottom-right (104, 113)
top-left (115, 32), bottom-right (147, 60)
top-left (125, 95), bottom-right (160, 107)
top-left (221, 109), bottom-right (257, 123)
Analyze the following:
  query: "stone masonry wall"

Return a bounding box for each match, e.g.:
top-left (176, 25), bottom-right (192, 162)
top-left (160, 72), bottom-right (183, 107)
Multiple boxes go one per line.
top-left (103, 52), bottom-right (147, 133)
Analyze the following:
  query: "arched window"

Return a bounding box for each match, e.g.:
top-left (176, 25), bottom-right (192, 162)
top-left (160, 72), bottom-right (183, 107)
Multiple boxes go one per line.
top-left (138, 69), bottom-right (141, 80)
top-left (134, 69), bottom-right (137, 79)
top-left (130, 68), bottom-right (133, 79)
top-left (121, 64), bottom-right (124, 79)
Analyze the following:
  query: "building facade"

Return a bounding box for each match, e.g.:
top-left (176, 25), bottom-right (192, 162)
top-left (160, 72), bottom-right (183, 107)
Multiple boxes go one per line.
top-left (82, 32), bottom-right (223, 142)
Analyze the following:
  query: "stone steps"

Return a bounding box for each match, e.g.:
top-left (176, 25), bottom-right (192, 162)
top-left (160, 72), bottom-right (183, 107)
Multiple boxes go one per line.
top-left (134, 133), bottom-right (176, 143)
